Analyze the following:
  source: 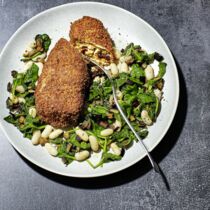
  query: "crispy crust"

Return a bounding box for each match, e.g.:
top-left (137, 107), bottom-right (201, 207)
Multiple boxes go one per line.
top-left (35, 38), bottom-right (90, 128)
top-left (70, 16), bottom-right (114, 59)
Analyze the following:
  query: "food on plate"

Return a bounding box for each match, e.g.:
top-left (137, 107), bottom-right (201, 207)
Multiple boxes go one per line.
top-left (21, 34), bottom-right (51, 62)
top-left (4, 17), bottom-right (167, 168)
top-left (70, 16), bottom-right (115, 66)
top-left (35, 38), bottom-right (90, 128)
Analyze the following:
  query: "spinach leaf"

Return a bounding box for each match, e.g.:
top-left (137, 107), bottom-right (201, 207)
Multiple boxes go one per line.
top-left (4, 115), bottom-right (18, 125)
top-left (24, 95), bottom-right (35, 107)
top-left (102, 152), bottom-right (122, 162)
top-left (50, 138), bottom-right (64, 145)
top-left (128, 77), bottom-right (143, 85)
top-left (123, 84), bottom-right (138, 104)
top-left (12, 73), bottom-right (25, 94)
top-left (117, 139), bottom-right (132, 147)
top-left (131, 64), bottom-right (145, 78)
top-left (103, 86), bottom-right (112, 97)
top-left (68, 134), bottom-right (91, 149)
top-left (21, 34), bottom-right (51, 62)
top-left (35, 34), bottom-right (51, 52)
top-left (119, 101), bottom-right (132, 117)
top-left (123, 84), bottom-right (138, 95)
top-left (57, 153), bottom-right (75, 165)
top-left (116, 73), bottom-right (128, 88)
top-left (57, 142), bottom-right (75, 165)
top-left (19, 115), bottom-right (45, 133)
top-left (94, 152), bottom-right (122, 168)
top-left (122, 43), bottom-right (135, 56)
top-left (89, 82), bottom-right (103, 101)
top-left (24, 63), bottom-right (39, 84)
top-left (112, 126), bottom-right (134, 142)
top-left (146, 53), bottom-right (155, 64)
top-left (41, 34), bottom-right (51, 51)
top-left (132, 50), bottom-right (148, 62)
top-left (91, 120), bottom-right (104, 136)
top-left (158, 62), bottom-right (167, 78)
top-left (139, 129), bottom-right (148, 139)
top-left (89, 105), bottom-right (109, 117)
top-left (133, 105), bottom-right (141, 117)
top-left (137, 93), bottom-right (156, 104)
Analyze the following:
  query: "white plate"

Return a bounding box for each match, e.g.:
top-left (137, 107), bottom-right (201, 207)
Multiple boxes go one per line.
top-left (0, 2), bottom-right (179, 177)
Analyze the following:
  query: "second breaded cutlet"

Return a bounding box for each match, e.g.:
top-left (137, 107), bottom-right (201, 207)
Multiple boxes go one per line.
top-left (70, 16), bottom-right (115, 66)
top-left (35, 38), bottom-right (90, 128)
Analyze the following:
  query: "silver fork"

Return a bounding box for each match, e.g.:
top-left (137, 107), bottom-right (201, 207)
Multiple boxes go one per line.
top-left (84, 56), bottom-right (161, 174)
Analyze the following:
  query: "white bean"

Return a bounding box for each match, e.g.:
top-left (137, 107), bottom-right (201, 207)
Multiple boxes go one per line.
top-left (110, 142), bottom-right (122, 156)
top-left (31, 130), bottom-right (41, 145)
top-left (100, 76), bottom-right (105, 84)
top-left (145, 65), bottom-right (154, 80)
top-left (120, 55), bottom-right (133, 64)
top-left (154, 88), bottom-right (162, 100)
top-left (12, 96), bottom-right (19, 104)
top-left (116, 90), bottom-right (123, 100)
top-left (32, 52), bottom-right (47, 62)
top-left (49, 129), bottom-right (63, 139)
top-left (119, 56), bottom-right (125, 63)
top-left (110, 108), bottom-right (119, 114)
top-left (23, 61), bottom-right (33, 72)
top-left (114, 49), bottom-right (121, 59)
top-left (29, 107), bottom-right (36, 118)
top-left (119, 62), bottom-right (129, 73)
top-left (109, 95), bottom-right (114, 106)
top-left (24, 46), bottom-right (33, 54)
top-left (110, 63), bottom-right (119, 77)
top-left (41, 125), bottom-right (53, 138)
top-left (9, 94), bottom-right (18, 104)
top-left (141, 110), bottom-right (153, 126)
top-left (45, 143), bottom-right (58, 156)
top-left (9, 93), bottom-right (14, 100)
top-left (89, 135), bottom-right (99, 152)
top-left (76, 129), bottom-right (89, 141)
top-left (75, 150), bottom-right (90, 161)
top-left (124, 55), bottom-right (134, 64)
top-left (93, 76), bottom-right (101, 83)
top-left (15, 85), bottom-right (25, 93)
top-left (142, 63), bottom-right (147, 69)
top-left (18, 97), bottom-right (26, 104)
top-left (36, 62), bottom-right (43, 76)
top-left (113, 120), bottom-right (122, 131)
top-left (100, 128), bottom-right (113, 137)
top-left (117, 62), bottom-right (122, 72)
top-left (28, 41), bottom-right (36, 49)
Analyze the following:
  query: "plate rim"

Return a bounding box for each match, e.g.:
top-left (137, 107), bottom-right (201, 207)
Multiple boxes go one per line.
top-left (0, 1), bottom-right (180, 178)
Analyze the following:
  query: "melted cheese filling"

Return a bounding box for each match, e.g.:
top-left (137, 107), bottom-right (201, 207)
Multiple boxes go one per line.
top-left (75, 42), bottom-right (111, 66)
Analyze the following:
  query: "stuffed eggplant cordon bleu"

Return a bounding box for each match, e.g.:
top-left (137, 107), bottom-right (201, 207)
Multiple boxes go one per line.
top-left (35, 38), bottom-right (90, 128)
top-left (4, 16), bottom-right (167, 168)
top-left (70, 16), bottom-right (115, 66)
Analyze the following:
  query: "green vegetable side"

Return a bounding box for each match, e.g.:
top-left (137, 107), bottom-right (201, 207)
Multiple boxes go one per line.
top-left (4, 36), bottom-right (166, 168)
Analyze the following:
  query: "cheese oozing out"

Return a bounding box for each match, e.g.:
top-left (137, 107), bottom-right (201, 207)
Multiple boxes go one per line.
top-left (75, 42), bottom-right (113, 66)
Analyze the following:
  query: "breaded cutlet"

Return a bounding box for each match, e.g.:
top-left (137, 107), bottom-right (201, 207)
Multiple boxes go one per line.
top-left (35, 38), bottom-right (90, 128)
top-left (70, 16), bottom-right (115, 66)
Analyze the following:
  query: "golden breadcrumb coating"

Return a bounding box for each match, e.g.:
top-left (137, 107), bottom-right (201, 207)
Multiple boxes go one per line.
top-left (70, 16), bottom-right (115, 65)
top-left (35, 38), bottom-right (90, 128)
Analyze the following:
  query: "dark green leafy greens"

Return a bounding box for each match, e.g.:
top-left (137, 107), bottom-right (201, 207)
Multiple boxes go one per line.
top-left (4, 40), bottom-right (166, 169)
top-left (4, 63), bottom-right (45, 139)
top-left (4, 34), bottom-right (51, 139)
top-left (21, 34), bottom-right (51, 62)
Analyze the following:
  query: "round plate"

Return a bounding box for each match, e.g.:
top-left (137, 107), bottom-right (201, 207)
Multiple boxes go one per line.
top-left (0, 2), bottom-right (179, 177)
